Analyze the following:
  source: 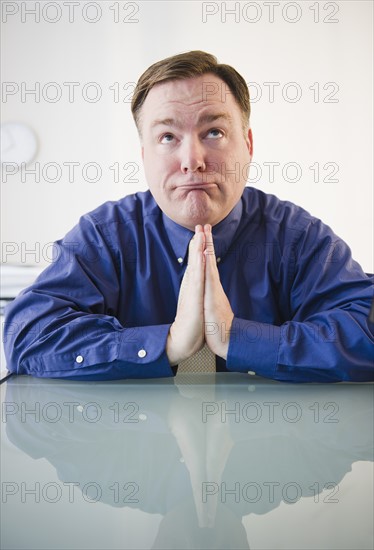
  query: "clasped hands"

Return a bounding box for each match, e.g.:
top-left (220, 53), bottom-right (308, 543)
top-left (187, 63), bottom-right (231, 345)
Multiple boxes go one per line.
top-left (166, 224), bottom-right (234, 366)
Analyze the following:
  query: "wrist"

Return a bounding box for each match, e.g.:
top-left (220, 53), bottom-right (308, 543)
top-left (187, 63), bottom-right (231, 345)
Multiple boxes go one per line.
top-left (166, 329), bottom-right (179, 366)
top-left (205, 314), bottom-right (233, 360)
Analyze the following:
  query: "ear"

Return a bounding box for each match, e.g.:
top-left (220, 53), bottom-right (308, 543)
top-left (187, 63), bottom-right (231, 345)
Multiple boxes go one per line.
top-left (246, 128), bottom-right (253, 160)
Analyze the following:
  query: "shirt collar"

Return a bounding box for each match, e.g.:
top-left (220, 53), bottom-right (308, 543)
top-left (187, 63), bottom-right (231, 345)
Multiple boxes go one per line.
top-left (161, 199), bottom-right (243, 265)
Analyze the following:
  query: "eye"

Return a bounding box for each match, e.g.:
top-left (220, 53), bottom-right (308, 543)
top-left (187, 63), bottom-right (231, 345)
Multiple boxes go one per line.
top-left (160, 133), bottom-right (175, 144)
top-left (206, 128), bottom-right (224, 139)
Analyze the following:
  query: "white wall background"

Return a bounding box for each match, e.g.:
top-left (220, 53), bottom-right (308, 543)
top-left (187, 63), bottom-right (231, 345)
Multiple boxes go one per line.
top-left (1, 0), bottom-right (373, 272)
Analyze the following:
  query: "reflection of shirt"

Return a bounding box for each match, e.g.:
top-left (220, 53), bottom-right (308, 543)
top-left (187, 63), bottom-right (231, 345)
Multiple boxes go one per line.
top-left (4, 187), bottom-right (373, 381)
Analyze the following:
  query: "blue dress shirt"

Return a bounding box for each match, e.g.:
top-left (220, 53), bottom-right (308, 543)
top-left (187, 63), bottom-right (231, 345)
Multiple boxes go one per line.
top-left (4, 187), bottom-right (374, 382)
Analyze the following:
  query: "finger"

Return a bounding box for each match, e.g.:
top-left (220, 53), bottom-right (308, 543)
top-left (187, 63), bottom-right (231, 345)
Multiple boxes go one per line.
top-left (203, 224), bottom-right (219, 277)
top-left (180, 227), bottom-right (205, 308)
top-left (195, 224), bottom-right (205, 259)
top-left (190, 224), bottom-right (203, 249)
top-left (188, 226), bottom-right (205, 269)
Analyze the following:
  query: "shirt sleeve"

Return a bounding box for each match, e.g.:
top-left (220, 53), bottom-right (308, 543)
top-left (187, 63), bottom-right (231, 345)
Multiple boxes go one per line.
top-left (3, 214), bottom-right (174, 380)
top-left (226, 218), bottom-right (374, 382)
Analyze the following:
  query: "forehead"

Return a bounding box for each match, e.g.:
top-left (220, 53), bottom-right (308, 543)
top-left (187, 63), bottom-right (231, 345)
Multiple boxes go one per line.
top-left (141, 74), bottom-right (241, 125)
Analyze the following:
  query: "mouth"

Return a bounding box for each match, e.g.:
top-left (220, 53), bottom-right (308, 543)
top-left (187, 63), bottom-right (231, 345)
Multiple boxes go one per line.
top-left (176, 182), bottom-right (217, 191)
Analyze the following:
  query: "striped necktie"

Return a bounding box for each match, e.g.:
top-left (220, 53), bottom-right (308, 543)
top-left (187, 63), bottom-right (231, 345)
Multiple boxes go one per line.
top-left (177, 343), bottom-right (216, 373)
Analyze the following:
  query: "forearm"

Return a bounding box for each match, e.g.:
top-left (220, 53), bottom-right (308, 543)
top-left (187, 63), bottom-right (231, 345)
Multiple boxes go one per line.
top-left (4, 295), bottom-right (174, 380)
top-left (226, 312), bottom-right (374, 382)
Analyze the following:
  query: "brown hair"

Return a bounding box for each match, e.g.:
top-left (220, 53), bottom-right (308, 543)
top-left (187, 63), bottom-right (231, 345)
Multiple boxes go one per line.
top-left (131, 50), bottom-right (250, 134)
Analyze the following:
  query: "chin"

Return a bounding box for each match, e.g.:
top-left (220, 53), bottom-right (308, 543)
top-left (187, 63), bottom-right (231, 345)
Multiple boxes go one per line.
top-left (165, 198), bottom-right (221, 229)
top-left (185, 202), bottom-right (214, 224)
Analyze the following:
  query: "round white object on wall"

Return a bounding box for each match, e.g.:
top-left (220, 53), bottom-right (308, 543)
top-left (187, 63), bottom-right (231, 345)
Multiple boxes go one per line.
top-left (1, 122), bottom-right (38, 165)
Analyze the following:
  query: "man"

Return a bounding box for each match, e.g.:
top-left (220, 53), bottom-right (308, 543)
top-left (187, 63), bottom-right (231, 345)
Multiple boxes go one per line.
top-left (4, 51), bottom-right (374, 381)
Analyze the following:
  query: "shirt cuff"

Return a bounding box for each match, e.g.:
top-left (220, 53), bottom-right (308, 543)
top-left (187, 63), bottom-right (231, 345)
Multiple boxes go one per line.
top-left (226, 317), bottom-right (280, 379)
top-left (117, 323), bottom-right (173, 376)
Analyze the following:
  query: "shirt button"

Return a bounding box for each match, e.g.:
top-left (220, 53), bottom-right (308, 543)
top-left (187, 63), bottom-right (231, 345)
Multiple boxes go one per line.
top-left (216, 257), bottom-right (221, 263)
top-left (248, 370), bottom-right (256, 376)
top-left (177, 257), bottom-right (183, 264)
top-left (138, 349), bottom-right (147, 358)
top-left (75, 355), bottom-right (84, 364)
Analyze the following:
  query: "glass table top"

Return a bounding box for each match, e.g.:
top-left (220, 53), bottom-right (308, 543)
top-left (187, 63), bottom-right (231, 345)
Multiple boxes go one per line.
top-left (1, 373), bottom-right (373, 550)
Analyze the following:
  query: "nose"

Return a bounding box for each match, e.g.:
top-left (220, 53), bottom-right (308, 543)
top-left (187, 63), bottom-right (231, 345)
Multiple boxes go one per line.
top-left (180, 137), bottom-right (206, 174)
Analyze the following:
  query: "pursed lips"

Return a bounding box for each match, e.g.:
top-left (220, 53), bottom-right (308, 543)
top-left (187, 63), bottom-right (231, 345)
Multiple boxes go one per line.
top-left (175, 182), bottom-right (217, 190)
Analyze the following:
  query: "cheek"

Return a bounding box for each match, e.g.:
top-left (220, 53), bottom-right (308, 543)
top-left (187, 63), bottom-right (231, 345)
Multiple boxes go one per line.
top-left (225, 149), bottom-right (249, 185)
top-left (145, 151), bottom-right (176, 175)
top-left (145, 162), bottom-right (174, 200)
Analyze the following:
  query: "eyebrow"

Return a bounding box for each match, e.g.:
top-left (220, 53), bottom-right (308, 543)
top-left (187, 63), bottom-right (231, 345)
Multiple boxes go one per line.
top-left (151, 112), bottom-right (233, 130)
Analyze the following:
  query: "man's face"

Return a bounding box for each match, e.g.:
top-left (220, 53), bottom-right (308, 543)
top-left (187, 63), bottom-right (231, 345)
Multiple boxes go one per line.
top-left (140, 74), bottom-right (253, 230)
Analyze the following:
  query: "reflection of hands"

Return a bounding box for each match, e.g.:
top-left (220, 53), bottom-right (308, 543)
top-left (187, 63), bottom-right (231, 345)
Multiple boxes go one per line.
top-left (168, 390), bottom-right (234, 527)
top-left (166, 224), bottom-right (234, 366)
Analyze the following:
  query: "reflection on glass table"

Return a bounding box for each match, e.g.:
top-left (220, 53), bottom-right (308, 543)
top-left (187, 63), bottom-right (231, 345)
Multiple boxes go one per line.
top-left (1, 373), bottom-right (373, 550)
